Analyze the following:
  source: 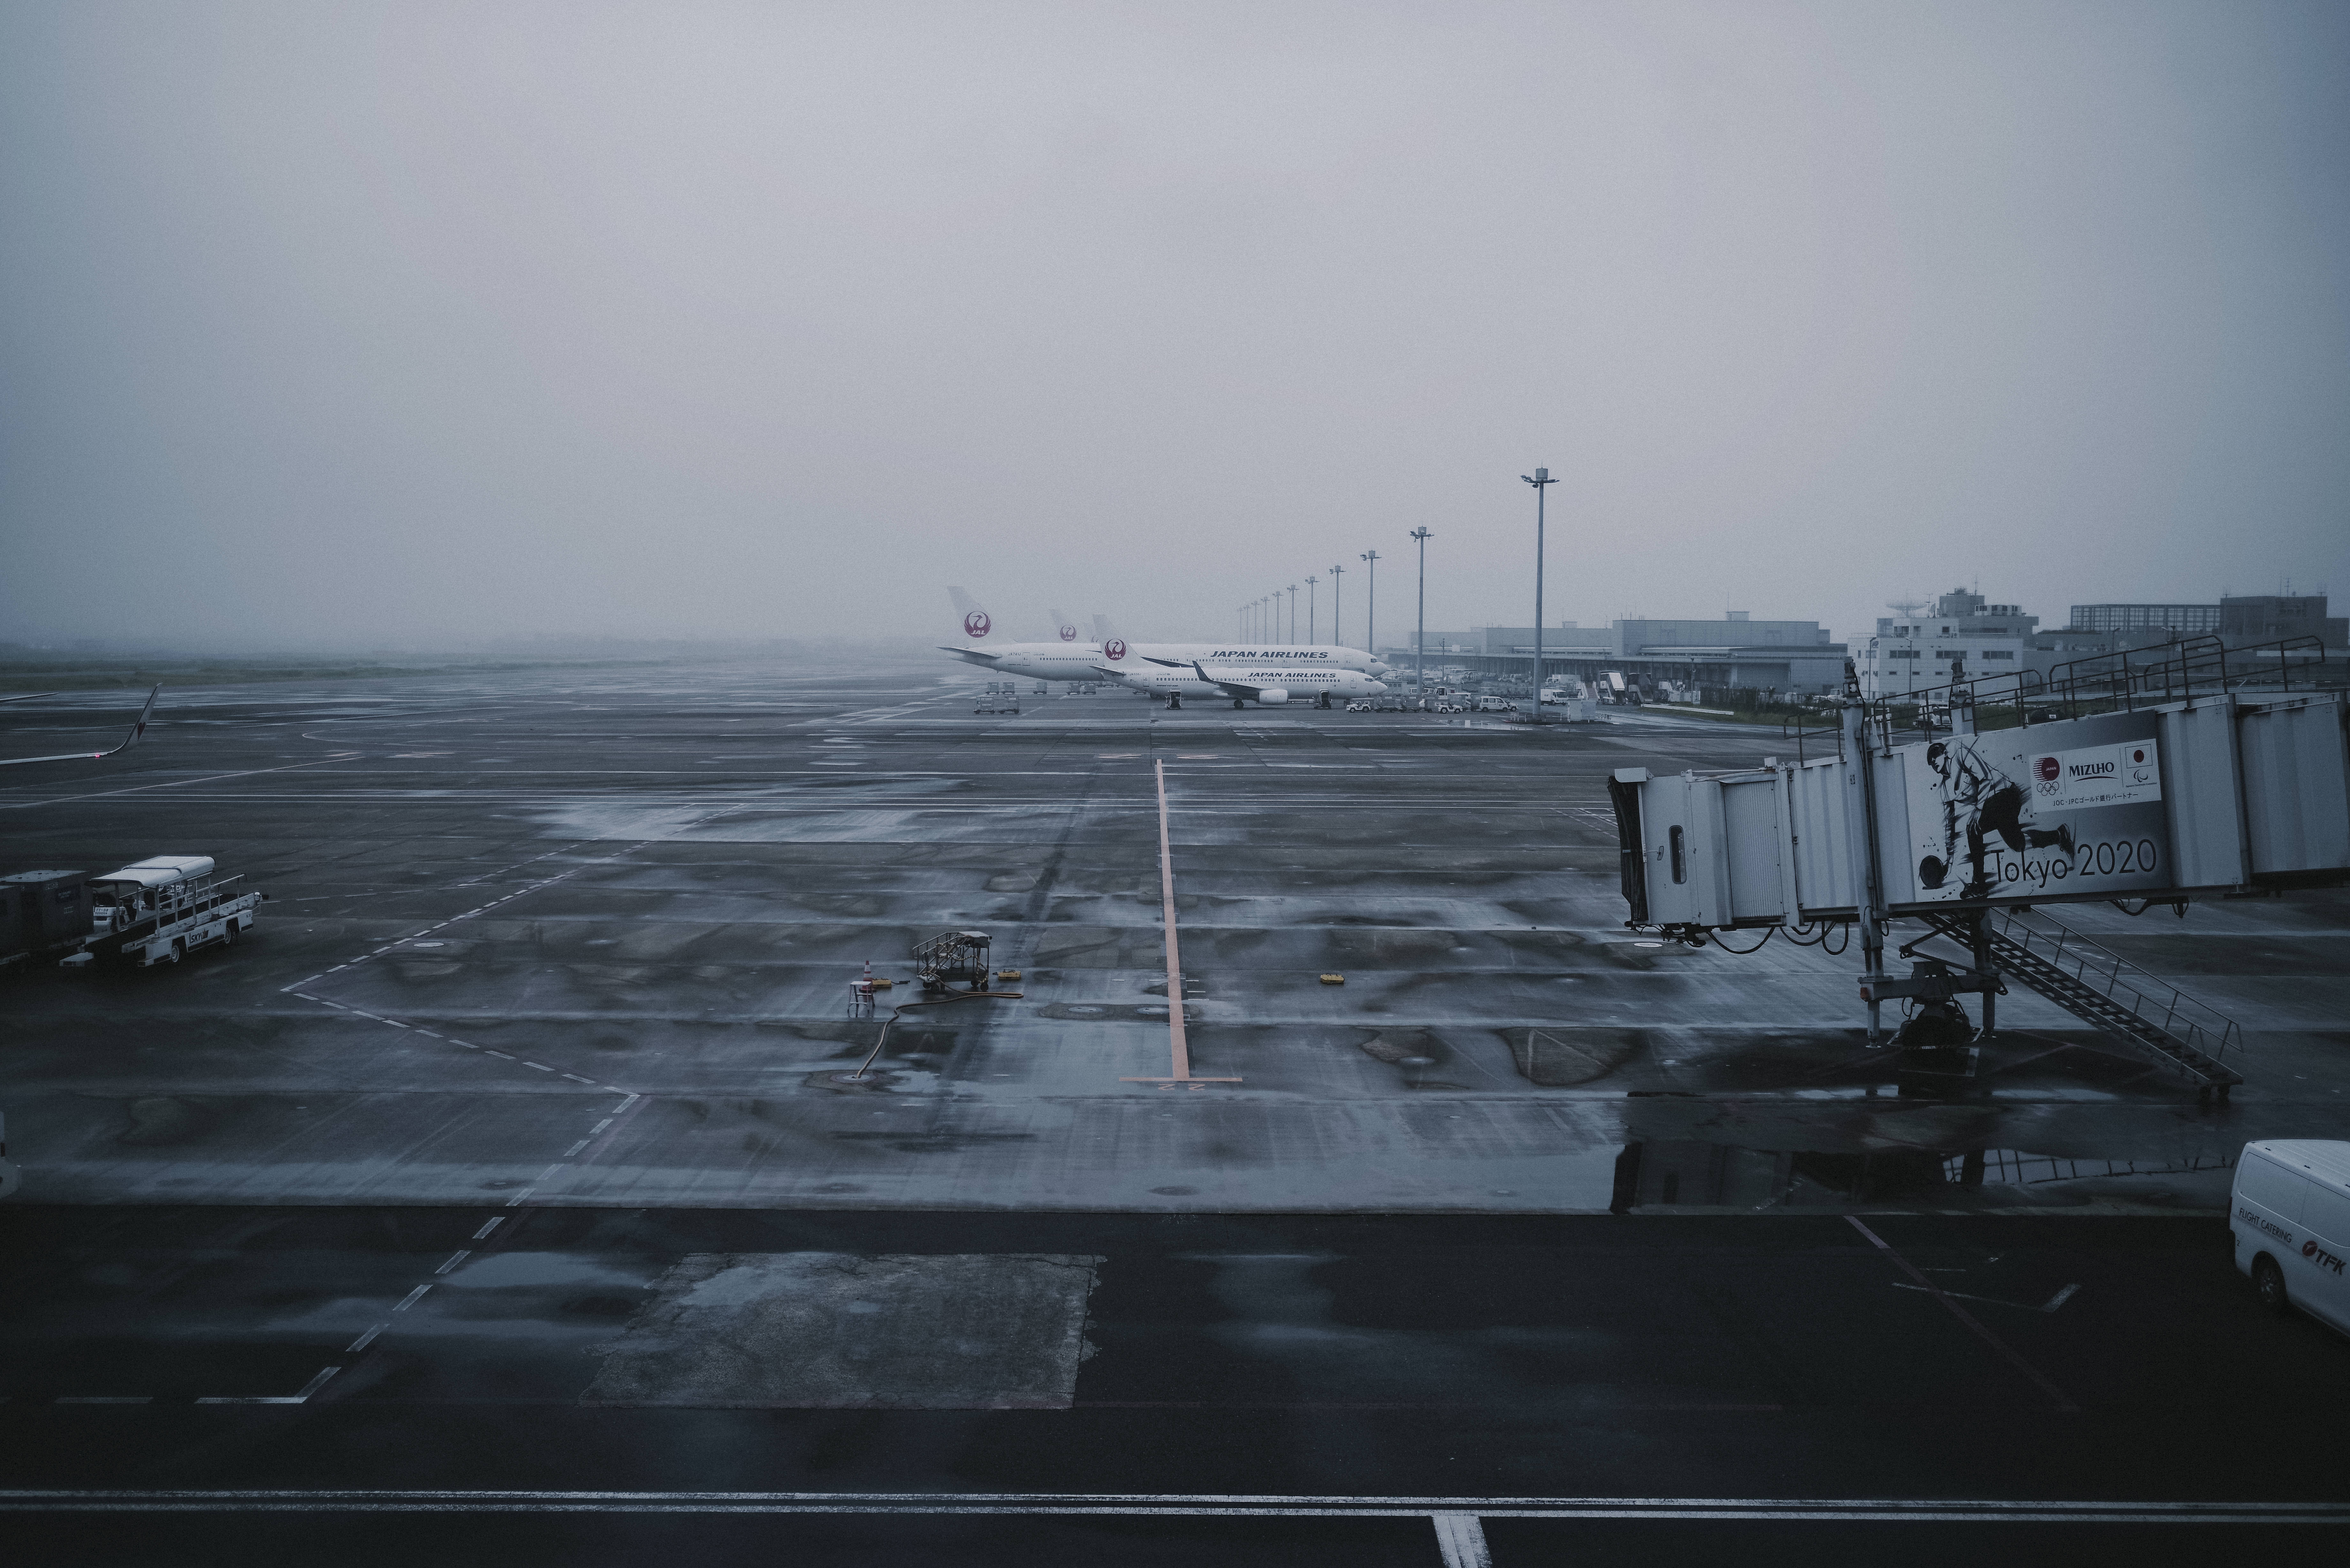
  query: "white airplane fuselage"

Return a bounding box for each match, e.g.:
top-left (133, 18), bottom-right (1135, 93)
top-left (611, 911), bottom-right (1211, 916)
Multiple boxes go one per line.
top-left (1102, 662), bottom-right (1388, 703)
top-left (945, 641), bottom-right (1390, 683)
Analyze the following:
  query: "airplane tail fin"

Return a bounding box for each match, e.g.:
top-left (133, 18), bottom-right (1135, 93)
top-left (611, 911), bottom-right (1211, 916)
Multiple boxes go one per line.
top-left (1048, 607), bottom-right (1082, 644)
top-left (1091, 614), bottom-right (1124, 644)
top-left (947, 587), bottom-right (995, 641)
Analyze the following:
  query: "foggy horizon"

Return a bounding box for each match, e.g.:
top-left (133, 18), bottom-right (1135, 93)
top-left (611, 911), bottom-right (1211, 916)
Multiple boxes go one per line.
top-left (5, 2), bottom-right (2346, 653)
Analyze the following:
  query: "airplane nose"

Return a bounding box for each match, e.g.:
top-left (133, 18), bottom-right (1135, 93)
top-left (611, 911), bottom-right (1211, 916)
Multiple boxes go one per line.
top-left (1369, 680), bottom-right (1388, 693)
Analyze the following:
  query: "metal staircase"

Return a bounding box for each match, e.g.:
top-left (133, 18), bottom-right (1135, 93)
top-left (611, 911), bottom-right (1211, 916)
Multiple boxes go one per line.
top-left (1916, 906), bottom-right (2244, 1098)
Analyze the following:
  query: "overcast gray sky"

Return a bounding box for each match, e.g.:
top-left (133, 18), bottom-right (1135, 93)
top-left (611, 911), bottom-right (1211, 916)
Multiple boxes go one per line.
top-left (4, 1), bottom-right (2345, 651)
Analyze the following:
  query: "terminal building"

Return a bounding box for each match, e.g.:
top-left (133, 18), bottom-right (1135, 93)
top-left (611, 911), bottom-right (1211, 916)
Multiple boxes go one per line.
top-left (1859, 589), bottom-right (2346, 699)
top-left (1385, 612), bottom-right (1846, 695)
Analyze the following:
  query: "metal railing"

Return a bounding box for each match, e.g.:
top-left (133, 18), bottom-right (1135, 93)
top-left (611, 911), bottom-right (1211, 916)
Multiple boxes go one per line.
top-left (1778, 632), bottom-right (2335, 764)
top-left (1991, 906), bottom-right (2243, 1067)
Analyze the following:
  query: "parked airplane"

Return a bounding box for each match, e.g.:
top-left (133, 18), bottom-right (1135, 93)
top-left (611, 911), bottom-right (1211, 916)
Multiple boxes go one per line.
top-left (940, 590), bottom-right (1390, 683)
top-left (1097, 658), bottom-right (1387, 709)
top-left (0, 685), bottom-right (162, 767)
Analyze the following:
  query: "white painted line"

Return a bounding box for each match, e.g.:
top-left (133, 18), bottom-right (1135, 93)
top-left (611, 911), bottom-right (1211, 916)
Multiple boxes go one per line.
top-left (539, 1163), bottom-right (567, 1182)
top-left (193, 1396), bottom-right (306, 1406)
top-left (561, 1074), bottom-right (595, 1085)
top-left (522, 1062), bottom-right (554, 1072)
top-left (589, 1119), bottom-right (613, 1134)
top-left (0, 1492), bottom-right (2344, 1523)
top-left (392, 1284), bottom-right (432, 1312)
top-left (434, 1250), bottom-right (470, 1276)
top-left (615, 1093), bottom-right (640, 1112)
top-left (484, 1051), bottom-right (513, 1059)
top-left (505, 1188), bottom-right (535, 1206)
top-left (1432, 1512), bottom-right (1492, 1567)
top-left (2042, 1283), bottom-right (2082, 1313)
top-left (292, 1368), bottom-right (340, 1401)
top-left (565, 1140), bottom-right (591, 1157)
top-left (345, 1324), bottom-right (387, 1354)
top-left (472, 1217), bottom-right (505, 1240)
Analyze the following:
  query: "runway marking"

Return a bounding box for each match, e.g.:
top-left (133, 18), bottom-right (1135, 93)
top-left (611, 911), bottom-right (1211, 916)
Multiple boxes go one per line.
top-left (193, 1367), bottom-right (338, 1406)
top-left (0, 756), bottom-right (349, 813)
top-left (345, 1324), bottom-right (387, 1353)
top-left (1891, 1281), bottom-right (2083, 1315)
top-left (1122, 758), bottom-right (1237, 1092)
top-left (1847, 1217), bottom-right (2079, 1412)
top-left (1, 1491), bottom-right (2342, 1525)
top-left (393, 1284), bottom-right (433, 1312)
top-left (1433, 1511), bottom-right (1493, 1567)
top-left (472, 1217), bottom-right (505, 1240)
top-left (434, 1250), bottom-right (471, 1276)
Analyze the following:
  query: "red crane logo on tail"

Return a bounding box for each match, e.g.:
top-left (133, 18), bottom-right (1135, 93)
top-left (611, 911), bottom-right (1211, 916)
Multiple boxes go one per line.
top-left (963, 611), bottom-right (991, 639)
top-left (1059, 624), bottom-right (1077, 642)
top-left (1104, 638), bottom-right (1128, 661)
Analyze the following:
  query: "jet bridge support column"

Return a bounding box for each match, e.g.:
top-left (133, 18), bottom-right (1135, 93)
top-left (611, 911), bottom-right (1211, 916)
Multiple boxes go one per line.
top-left (1841, 695), bottom-right (1890, 1045)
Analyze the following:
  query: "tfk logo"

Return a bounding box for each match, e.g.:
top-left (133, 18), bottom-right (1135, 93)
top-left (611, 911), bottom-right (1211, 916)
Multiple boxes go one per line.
top-left (2305, 1239), bottom-right (2347, 1275)
top-left (963, 610), bottom-right (990, 639)
top-left (1059, 624), bottom-right (1077, 642)
top-left (1104, 638), bottom-right (1127, 661)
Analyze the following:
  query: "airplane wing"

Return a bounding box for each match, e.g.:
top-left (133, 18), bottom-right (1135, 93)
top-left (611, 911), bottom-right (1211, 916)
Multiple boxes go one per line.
top-left (939, 645), bottom-right (1002, 664)
top-left (0, 683), bottom-right (162, 767)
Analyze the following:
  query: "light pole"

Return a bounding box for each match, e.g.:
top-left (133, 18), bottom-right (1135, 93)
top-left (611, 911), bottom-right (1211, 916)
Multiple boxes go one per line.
top-left (1287, 584), bottom-right (1298, 643)
top-left (1360, 550), bottom-right (1378, 654)
top-left (1329, 563), bottom-right (1344, 647)
top-left (1410, 527), bottom-right (1432, 698)
top-left (1521, 467), bottom-right (1556, 721)
top-left (1306, 576), bottom-right (1317, 644)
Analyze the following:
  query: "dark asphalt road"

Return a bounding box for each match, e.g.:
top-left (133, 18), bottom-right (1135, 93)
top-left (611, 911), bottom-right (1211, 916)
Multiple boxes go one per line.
top-left (4, 1204), bottom-right (2348, 1563)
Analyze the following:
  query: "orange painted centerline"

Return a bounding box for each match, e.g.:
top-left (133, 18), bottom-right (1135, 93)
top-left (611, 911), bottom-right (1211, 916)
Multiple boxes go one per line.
top-left (1122, 757), bottom-right (1238, 1088)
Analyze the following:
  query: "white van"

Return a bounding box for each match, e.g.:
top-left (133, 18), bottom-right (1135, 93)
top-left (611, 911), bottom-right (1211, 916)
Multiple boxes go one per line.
top-left (2232, 1140), bottom-right (2350, 1331)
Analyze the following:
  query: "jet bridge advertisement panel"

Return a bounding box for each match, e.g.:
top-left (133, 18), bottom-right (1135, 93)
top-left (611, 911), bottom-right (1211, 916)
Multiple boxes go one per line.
top-left (1898, 711), bottom-right (2170, 904)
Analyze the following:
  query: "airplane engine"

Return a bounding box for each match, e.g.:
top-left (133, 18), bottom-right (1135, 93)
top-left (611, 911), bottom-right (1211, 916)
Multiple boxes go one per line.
top-left (1255, 689), bottom-right (1291, 705)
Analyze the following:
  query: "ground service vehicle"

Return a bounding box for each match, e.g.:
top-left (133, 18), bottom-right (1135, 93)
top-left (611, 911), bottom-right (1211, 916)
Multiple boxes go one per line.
top-left (2233, 1140), bottom-right (2350, 1333)
top-left (0, 870), bottom-right (94, 972)
top-left (81, 856), bottom-right (263, 968)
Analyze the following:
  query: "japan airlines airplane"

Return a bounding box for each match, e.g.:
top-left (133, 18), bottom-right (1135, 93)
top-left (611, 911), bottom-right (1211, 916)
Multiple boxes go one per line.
top-left (1098, 658), bottom-right (1387, 708)
top-left (940, 590), bottom-right (1391, 683)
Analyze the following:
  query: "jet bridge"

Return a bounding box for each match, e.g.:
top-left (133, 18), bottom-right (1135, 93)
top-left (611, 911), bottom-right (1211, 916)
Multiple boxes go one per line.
top-left (1607, 638), bottom-right (2347, 1087)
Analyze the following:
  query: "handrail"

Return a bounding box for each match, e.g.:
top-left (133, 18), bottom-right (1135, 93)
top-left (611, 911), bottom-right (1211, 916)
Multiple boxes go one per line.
top-left (2042, 632), bottom-right (2328, 717)
top-left (1992, 906), bottom-right (2242, 1065)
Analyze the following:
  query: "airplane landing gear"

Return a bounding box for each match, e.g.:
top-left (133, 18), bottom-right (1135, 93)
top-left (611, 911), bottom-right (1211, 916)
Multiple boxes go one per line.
top-left (1232, 698), bottom-right (1246, 709)
top-left (1166, 693), bottom-right (1182, 710)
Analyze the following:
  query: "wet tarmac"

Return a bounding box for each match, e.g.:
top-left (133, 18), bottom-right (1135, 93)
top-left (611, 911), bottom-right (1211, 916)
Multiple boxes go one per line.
top-left (3, 658), bottom-right (2339, 1215)
top-left (3, 657), bottom-right (2347, 1562)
